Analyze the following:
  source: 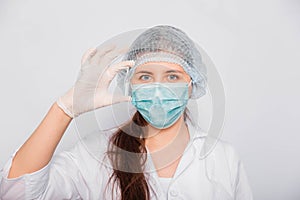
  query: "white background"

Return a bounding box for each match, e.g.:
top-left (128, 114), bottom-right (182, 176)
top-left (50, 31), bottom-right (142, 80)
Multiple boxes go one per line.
top-left (0, 0), bottom-right (299, 199)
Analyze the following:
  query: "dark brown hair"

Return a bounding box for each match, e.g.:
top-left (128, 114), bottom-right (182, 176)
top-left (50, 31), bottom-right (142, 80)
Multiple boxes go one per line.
top-left (106, 111), bottom-right (150, 200)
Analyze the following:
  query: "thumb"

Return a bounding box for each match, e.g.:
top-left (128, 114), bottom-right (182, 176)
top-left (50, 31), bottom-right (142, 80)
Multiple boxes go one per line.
top-left (81, 48), bottom-right (97, 65)
top-left (101, 60), bottom-right (135, 86)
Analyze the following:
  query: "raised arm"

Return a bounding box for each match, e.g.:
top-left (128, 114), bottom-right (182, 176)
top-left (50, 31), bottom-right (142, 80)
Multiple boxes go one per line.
top-left (8, 102), bottom-right (72, 178)
top-left (7, 46), bottom-right (134, 179)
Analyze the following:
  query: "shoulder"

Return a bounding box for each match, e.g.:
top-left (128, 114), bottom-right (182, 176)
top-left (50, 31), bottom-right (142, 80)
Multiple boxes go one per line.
top-left (193, 136), bottom-right (240, 160)
top-left (215, 139), bottom-right (240, 159)
top-left (209, 140), bottom-right (253, 199)
top-left (208, 139), bottom-right (242, 169)
top-left (198, 139), bottom-right (243, 196)
top-left (209, 139), bottom-right (246, 185)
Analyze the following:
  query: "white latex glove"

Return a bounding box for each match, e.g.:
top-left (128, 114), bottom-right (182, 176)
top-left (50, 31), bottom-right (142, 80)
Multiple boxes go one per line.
top-left (56, 45), bottom-right (134, 118)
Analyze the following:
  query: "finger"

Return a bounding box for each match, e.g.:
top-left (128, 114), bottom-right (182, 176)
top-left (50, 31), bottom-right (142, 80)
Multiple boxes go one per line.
top-left (81, 48), bottom-right (97, 65)
top-left (100, 60), bottom-right (135, 86)
top-left (97, 44), bottom-right (117, 56)
top-left (107, 60), bottom-right (135, 78)
top-left (97, 48), bottom-right (131, 68)
top-left (91, 44), bottom-right (117, 63)
top-left (110, 60), bottom-right (135, 70)
top-left (103, 47), bottom-right (129, 62)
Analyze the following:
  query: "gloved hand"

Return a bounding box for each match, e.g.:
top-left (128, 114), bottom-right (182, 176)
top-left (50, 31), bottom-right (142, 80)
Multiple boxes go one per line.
top-left (56, 45), bottom-right (134, 118)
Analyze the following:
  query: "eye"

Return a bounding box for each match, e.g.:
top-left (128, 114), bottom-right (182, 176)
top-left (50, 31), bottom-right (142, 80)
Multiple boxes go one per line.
top-left (168, 74), bottom-right (179, 81)
top-left (139, 75), bottom-right (151, 81)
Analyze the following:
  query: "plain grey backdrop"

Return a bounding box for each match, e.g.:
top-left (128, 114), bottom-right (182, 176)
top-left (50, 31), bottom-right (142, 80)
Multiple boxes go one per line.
top-left (0, 0), bottom-right (299, 199)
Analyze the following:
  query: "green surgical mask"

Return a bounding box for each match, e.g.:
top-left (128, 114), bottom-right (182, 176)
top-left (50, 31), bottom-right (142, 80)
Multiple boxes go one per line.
top-left (131, 82), bottom-right (190, 129)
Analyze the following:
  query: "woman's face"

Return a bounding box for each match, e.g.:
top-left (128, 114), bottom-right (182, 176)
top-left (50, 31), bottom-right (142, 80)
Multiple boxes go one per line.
top-left (130, 61), bottom-right (193, 96)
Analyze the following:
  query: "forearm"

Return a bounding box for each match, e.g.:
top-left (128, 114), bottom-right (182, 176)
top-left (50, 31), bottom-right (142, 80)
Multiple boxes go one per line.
top-left (8, 102), bottom-right (72, 178)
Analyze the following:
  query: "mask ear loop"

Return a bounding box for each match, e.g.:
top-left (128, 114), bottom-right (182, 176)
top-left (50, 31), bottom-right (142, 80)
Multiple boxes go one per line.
top-left (187, 79), bottom-right (193, 99)
top-left (188, 79), bottom-right (193, 87)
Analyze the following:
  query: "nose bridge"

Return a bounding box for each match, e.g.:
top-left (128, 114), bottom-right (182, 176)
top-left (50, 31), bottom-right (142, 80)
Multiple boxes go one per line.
top-left (152, 71), bottom-right (163, 100)
top-left (153, 84), bottom-right (160, 97)
top-left (153, 72), bottom-right (164, 83)
top-left (153, 84), bottom-right (162, 104)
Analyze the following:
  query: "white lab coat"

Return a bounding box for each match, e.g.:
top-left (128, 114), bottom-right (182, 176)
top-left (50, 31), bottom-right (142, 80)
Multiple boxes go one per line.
top-left (0, 120), bottom-right (253, 200)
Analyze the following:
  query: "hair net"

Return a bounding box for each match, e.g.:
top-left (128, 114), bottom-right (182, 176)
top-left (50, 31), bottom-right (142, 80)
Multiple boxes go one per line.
top-left (117, 25), bottom-right (207, 99)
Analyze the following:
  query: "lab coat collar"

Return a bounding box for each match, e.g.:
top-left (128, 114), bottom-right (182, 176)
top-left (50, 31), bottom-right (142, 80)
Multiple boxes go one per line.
top-left (143, 118), bottom-right (208, 198)
top-left (186, 119), bottom-right (219, 161)
top-left (185, 117), bottom-right (207, 141)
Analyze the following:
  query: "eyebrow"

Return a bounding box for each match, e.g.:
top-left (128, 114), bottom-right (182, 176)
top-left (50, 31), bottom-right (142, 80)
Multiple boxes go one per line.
top-left (165, 70), bottom-right (184, 74)
top-left (135, 71), bottom-right (153, 75)
top-left (135, 70), bottom-right (184, 75)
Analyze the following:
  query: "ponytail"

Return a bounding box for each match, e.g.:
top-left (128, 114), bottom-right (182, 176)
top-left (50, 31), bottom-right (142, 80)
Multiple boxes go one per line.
top-left (106, 111), bottom-right (150, 200)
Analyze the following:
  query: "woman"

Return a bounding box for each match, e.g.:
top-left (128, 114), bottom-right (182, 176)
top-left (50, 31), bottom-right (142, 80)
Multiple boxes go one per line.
top-left (0, 25), bottom-right (253, 199)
